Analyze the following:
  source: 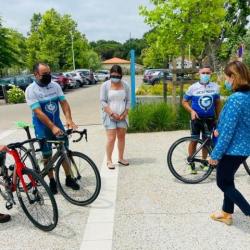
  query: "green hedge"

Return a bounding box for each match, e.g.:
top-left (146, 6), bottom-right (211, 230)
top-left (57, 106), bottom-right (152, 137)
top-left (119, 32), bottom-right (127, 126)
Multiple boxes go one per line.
top-left (128, 102), bottom-right (190, 133)
top-left (7, 85), bottom-right (25, 104)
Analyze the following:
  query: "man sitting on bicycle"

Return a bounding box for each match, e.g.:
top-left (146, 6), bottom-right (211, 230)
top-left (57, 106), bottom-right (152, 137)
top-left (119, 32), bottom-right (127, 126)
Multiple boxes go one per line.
top-left (182, 65), bottom-right (221, 174)
top-left (0, 145), bottom-right (11, 223)
top-left (25, 62), bottom-right (79, 194)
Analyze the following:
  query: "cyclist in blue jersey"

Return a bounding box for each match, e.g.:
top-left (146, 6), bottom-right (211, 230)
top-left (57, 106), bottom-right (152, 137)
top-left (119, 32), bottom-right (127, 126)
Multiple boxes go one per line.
top-left (25, 62), bottom-right (79, 194)
top-left (182, 65), bottom-right (221, 174)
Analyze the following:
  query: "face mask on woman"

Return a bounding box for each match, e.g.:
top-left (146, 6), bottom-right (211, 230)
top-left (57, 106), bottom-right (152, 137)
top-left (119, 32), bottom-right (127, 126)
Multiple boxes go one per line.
top-left (110, 75), bottom-right (122, 83)
top-left (224, 81), bottom-right (233, 91)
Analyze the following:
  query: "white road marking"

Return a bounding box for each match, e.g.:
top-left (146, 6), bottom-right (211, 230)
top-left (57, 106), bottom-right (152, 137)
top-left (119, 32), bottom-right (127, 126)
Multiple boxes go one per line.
top-left (80, 145), bottom-right (119, 250)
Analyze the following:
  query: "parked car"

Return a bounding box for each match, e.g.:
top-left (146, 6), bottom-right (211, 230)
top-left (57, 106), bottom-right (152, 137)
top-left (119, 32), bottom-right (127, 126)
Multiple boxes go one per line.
top-left (143, 69), bottom-right (191, 85)
top-left (75, 69), bottom-right (97, 85)
top-left (65, 71), bottom-right (88, 87)
top-left (143, 69), bottom-right (172, 85)
top-left (51, 73), bottom-right (71, 91)
top-left (95, 70), bottom-right (110, 81)
top-left (62, 72), bottom-right (79, 89)
top-left (0, 75), bottom-right (33, 91)
top-left (0, 77), bottom-right (14, 98)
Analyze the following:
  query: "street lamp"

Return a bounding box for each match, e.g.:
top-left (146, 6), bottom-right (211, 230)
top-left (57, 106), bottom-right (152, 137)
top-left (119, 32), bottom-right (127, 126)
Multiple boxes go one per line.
top-left (70, 31), bottom-right (76, 71)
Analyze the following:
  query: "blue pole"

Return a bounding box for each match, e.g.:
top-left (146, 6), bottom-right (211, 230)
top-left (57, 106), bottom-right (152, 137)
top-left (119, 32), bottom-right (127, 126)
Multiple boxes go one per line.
top-left (130, 49), bottom-right (136, 108)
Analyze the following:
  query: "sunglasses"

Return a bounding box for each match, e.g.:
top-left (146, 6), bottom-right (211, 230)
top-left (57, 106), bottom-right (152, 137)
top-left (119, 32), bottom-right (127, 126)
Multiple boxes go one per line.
top-left (110, 75), bottom-right (122, 79)
top-left (200, 72), bottom-right (211, 75)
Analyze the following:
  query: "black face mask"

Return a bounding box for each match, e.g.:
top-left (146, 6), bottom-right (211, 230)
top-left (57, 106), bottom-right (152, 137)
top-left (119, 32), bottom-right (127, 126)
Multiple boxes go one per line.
top-left (37, 74), bottom-right (51, 87)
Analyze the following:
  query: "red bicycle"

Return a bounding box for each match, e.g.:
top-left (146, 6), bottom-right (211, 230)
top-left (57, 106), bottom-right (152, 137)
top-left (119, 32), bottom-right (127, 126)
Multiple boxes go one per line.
top-left (0, 138), bottom-right (58, 231)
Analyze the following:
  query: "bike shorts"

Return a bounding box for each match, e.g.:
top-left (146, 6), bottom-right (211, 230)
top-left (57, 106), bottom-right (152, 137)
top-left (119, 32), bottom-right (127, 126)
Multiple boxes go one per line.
top-left (35, 125), bottom-right (69, 158)
top-left (190, 118), bottom-right (215, 139)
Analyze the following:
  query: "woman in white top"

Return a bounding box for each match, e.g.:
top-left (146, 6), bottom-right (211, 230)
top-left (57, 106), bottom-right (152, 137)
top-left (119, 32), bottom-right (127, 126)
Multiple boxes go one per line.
top-left (100, 65), bottom-right (130, 169)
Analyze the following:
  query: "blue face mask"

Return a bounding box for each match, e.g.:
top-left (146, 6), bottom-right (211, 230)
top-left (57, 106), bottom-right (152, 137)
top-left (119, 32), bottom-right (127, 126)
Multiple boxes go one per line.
top-left (111, 77), bottom-right (121, 83)
top-left (224, 81), bottom-right (232, 91)
top-left (200, 74), bottom-right (210, 85)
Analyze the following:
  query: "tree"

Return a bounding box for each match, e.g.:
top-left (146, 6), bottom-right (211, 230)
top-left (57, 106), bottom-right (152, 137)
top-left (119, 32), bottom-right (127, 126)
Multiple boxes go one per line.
top-left (0, 18), bottom-right (27, 75)
top-left (217, 0), bottom-right (250, 64)
top-left (140, 0), bottom-right (227, 69)
top-left (90, 40), bottom-right (123, 60)
top-left (243, 29), bottom-right (250, 67)
top-left (26, 9), bottom-right (100, 71)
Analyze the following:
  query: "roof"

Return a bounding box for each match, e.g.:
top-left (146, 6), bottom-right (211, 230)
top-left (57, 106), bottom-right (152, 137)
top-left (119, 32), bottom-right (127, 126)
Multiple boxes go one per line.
top-left (102, 57), bottom-right (130, 64)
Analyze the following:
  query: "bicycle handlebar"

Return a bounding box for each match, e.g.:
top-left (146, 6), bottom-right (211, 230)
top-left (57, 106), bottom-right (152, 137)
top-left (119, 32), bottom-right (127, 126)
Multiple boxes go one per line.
top-left (65, 129), bottom-right (88, 143)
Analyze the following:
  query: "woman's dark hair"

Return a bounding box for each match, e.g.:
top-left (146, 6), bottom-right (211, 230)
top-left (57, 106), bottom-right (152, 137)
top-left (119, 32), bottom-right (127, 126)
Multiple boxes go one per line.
top-left (224, 61), bottom-right (250, 92)
top-left (110, 64), bottom-right (123, 76)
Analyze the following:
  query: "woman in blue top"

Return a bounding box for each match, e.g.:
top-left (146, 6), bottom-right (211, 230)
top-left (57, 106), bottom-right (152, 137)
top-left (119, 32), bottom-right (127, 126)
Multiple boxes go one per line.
top-left (209, 61), bottom-right (250, 225)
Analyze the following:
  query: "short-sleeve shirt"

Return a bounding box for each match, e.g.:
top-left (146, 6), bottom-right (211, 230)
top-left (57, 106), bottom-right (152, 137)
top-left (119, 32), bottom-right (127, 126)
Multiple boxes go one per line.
top-left (25, 81), bottom-right (66, 136)
top-left (183, 82), bottom-right (220, 118)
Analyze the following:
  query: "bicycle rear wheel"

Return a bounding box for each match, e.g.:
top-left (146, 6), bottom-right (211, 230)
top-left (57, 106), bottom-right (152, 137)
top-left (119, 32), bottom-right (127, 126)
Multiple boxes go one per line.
top-left (55, 151), bottom-right (101, 206)
top-left (16, 168), bottom-right (58, 231)
top-left (243, 157), bottom-right (250, 175)
top-left (167, 136), bottom-right (213, 184)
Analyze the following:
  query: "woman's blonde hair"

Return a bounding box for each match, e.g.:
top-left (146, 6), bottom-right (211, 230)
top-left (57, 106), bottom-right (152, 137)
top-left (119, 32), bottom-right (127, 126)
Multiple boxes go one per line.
top-left (224, 61), bottom-right (250, 91)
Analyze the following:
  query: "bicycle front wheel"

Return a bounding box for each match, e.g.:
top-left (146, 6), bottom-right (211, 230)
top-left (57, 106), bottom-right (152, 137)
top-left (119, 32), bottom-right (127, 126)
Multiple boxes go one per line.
top-left (243, 157), bottom-right (250, 175)
top-left (16, 168), bottom-right (58, 231)
top-left (55, 151), bottom-right (101, 206)
top-left (167, 137), bottom-right (213, 184)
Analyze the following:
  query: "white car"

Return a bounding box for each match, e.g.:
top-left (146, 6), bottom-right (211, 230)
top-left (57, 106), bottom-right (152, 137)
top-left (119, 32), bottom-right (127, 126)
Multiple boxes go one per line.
top-left (95, 70), bottom-right (110, 81)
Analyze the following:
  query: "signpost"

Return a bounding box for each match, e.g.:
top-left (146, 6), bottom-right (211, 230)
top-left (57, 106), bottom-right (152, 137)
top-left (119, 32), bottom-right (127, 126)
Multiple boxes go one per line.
top-left (130, 49), bottom-right (136, 108)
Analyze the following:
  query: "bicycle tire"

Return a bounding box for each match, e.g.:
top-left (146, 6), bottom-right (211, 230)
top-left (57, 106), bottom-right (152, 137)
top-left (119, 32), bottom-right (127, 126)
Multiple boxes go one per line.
top-left (167, 136), bottom-right (213, 184)
top-left (55, 151), bottom-right (101, 206)
top-left (243, 158), bottom-right (250, 175)
top-left (16, 168), bottom-right (58, 231)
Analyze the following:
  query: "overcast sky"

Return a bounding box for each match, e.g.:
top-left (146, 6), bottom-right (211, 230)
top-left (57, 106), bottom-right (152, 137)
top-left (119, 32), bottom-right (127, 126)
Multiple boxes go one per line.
top-left (0, 0), bottom-right (152, 42)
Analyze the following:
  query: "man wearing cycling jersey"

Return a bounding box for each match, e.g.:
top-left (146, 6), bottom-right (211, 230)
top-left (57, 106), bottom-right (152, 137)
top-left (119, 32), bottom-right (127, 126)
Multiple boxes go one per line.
top-left (25, 62), bottom-right (79, 194)
top-left (182, 65), bottom-right (221, 174)
top-left (0, 145), bottom-right (11, 223)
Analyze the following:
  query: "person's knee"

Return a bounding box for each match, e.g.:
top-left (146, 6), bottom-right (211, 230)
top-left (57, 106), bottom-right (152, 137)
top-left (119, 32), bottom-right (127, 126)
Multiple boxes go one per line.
top-left (107, 135), bottom-right (116, 144)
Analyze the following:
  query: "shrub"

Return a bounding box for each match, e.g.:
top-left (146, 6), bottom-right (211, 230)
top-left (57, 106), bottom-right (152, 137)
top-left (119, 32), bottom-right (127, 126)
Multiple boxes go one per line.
top-left (128, 102), bottom-right (190, 133)
top-left (7, 85), bottom-right (25, 104)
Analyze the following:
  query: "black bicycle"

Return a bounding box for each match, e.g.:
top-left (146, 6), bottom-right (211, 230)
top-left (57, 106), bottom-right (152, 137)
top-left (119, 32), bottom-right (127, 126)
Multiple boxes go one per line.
top-left (15, 121), bottom-right (101, 206)
top-left (167, 120), bottom-right (250, 184)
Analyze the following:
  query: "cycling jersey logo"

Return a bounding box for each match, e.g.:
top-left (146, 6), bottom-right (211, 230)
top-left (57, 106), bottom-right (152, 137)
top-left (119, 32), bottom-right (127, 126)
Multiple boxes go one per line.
top-left (198, 95), bottom-right (213, 111)
top-left (45, 102), bottom-right (58, 114)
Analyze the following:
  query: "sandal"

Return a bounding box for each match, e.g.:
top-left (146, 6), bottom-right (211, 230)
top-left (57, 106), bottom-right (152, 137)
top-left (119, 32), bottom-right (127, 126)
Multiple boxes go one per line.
top-left (107, 161), bottom-right (115, 170)
top-left (210, 211), bottom-right (233, 225)
top-left (118, 160), bottom-right (129, 166)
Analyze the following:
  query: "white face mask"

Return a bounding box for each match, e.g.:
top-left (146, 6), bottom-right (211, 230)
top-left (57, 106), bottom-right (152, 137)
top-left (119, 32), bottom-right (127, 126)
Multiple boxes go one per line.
top-left (111, 78), bottom-right (121, 83)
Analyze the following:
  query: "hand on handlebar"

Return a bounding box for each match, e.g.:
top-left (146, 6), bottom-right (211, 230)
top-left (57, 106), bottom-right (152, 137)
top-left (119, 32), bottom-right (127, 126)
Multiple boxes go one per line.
top-left (66, 120), bottom-right (78, 130)
top-left (52, 126), bottom-right (64, 137)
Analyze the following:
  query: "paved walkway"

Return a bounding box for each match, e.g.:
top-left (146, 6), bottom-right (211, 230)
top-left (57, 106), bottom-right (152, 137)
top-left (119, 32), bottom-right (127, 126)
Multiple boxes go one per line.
top-left (0, 80), bottom-right (250, 249)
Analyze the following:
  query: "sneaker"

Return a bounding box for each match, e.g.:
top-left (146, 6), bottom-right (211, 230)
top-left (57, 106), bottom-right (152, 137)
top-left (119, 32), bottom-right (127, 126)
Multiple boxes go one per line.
top-left (188, 165), bottom-right (197, 175)
top-left (66, 176), bottom-right (80, 190)
top-left (0, 213), bottom-right (11, 223)
top-left (200, 164), bottom-right (209, 171)
top-left (49, 178), bottom-right (58, 195)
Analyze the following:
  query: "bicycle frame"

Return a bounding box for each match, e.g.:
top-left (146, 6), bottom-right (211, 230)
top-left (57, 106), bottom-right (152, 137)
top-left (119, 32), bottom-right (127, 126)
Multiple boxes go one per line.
top-left (6, 149), bottom-right (36, 193)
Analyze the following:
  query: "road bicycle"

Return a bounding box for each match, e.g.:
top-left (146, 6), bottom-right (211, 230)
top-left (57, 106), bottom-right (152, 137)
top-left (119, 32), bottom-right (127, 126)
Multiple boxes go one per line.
top-left (15, 121), bottom-right (101, 206)
top-left (0, 139), bottom-right (58, 231)
top-left (167, 119), bottom-right (250, 184)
